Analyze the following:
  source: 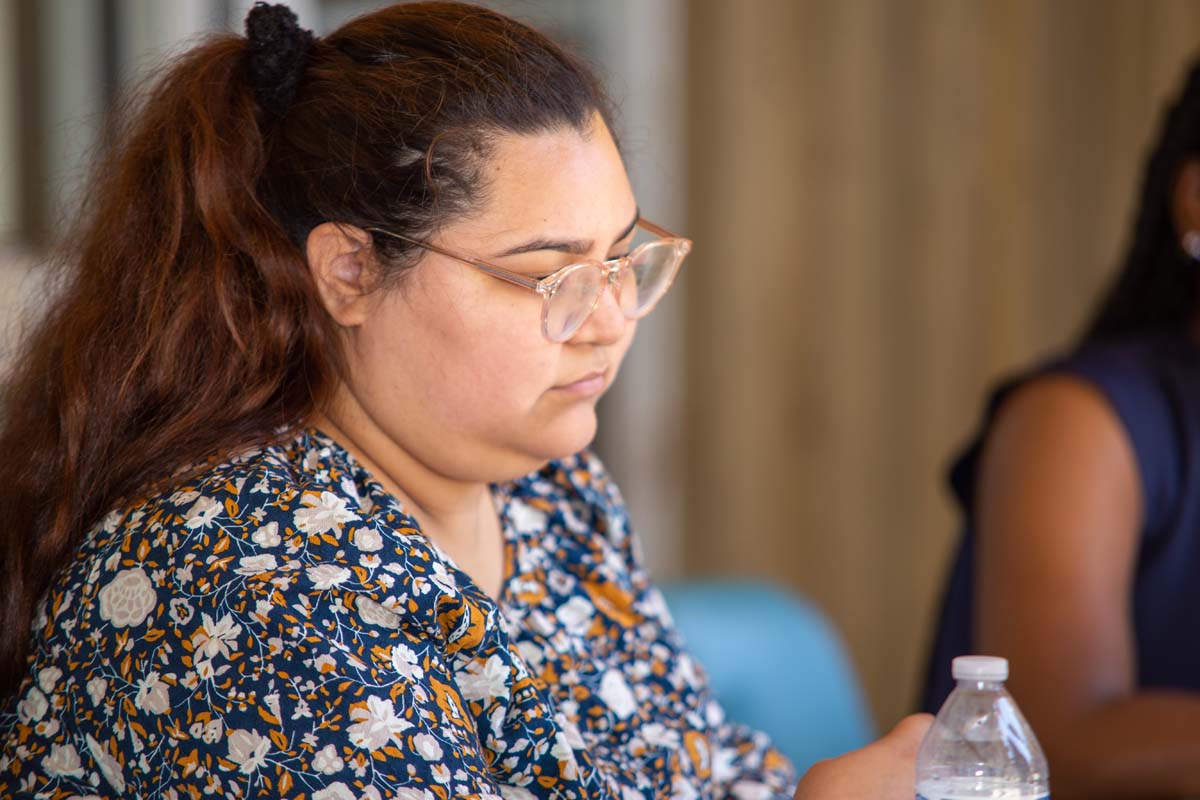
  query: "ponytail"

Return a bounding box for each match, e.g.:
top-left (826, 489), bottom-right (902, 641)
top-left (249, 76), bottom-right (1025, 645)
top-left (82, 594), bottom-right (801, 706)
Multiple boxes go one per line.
top-left (0, 33), bottom-right (339, 698)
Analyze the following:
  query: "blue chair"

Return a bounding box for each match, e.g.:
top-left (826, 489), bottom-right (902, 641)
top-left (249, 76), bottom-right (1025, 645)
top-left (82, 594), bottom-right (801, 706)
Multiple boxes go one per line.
top-left (659, 580), bottom-right (875, 775)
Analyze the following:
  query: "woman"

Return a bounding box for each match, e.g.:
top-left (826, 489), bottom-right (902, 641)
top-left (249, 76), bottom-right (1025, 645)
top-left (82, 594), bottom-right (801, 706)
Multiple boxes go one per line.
top-left (0, 3), bottom-right (926, 798)
top-left (923, 55), bottom-right (1200, 799)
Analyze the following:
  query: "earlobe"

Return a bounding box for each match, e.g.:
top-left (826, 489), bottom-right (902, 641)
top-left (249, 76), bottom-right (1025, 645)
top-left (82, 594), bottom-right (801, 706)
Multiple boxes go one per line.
top-left (306, 222), bottom-right (376, 326)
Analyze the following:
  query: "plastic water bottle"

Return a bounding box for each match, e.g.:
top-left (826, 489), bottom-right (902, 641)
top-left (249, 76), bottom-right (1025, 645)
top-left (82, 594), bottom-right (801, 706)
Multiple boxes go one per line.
top-left (915, 655), bottom-right (1049, 799)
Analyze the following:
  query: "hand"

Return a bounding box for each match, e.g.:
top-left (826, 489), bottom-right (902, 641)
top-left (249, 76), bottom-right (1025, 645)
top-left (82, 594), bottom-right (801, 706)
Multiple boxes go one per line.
top-left (793, 713), bottom-right (932, 800)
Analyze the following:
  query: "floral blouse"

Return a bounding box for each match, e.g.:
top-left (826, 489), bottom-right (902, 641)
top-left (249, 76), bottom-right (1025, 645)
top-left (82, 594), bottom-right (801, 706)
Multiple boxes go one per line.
top-left (0, 428), bottom-right (795, 799)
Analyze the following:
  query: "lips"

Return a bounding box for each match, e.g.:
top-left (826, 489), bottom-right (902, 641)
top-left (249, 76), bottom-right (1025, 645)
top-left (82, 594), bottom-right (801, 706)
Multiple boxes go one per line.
top-left (554, 368), bottom-right (609, 395)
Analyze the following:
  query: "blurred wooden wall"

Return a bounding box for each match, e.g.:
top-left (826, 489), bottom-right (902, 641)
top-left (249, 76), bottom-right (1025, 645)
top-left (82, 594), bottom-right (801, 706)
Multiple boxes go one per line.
top-left (684, 0), bottom-right (1200, 729)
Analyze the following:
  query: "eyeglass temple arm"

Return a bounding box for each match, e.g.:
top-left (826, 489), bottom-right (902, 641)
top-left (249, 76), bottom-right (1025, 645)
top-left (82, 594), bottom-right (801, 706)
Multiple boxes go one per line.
top-left (366, 227), bottom-right (543, 291)
top-left (461, 258), bottom-right (542, 290)
top-left (637, 217), bottom-right (682, 240)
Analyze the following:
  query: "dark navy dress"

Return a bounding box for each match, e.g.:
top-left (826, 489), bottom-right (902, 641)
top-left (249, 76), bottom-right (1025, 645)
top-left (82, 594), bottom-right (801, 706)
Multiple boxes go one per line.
top-left (922, 329), bottom-right (1200, 712)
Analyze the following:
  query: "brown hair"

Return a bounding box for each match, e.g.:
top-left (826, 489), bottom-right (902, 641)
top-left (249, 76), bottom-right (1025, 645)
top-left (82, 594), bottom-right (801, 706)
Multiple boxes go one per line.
top-left (0, 1), bottom-right (612, 698)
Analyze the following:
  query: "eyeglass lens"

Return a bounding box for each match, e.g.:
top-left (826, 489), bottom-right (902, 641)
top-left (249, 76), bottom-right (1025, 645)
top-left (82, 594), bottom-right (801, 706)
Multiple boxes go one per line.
top-left (544, 241), bottom-right (681, 341)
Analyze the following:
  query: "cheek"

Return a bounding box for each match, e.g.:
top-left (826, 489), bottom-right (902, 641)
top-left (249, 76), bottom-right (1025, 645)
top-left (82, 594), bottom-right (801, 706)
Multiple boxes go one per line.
top-left (407, 290), bottom-right (558, 412)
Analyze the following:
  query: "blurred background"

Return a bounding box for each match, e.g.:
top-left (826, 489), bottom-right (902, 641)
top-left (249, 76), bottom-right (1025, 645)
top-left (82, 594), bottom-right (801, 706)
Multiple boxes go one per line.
top-left (0, 0), bottom-right (1197, 734)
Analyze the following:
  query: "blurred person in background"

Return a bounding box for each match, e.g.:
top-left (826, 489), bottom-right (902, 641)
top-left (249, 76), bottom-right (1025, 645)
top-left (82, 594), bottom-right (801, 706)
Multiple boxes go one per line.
top-left (0, 2), bottom-right (927, 797)
top-left (923, 53), bottom-right (1200, 800)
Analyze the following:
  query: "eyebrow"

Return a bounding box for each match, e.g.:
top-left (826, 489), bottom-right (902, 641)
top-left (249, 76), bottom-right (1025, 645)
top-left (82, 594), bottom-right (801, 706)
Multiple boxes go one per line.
top-left (493, 209), bottom-right (641, 258)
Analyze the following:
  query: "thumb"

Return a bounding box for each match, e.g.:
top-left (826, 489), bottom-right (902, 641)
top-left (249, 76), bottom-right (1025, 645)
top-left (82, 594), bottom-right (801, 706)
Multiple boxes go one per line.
top-left (879, 713), bottom-right (933, 759)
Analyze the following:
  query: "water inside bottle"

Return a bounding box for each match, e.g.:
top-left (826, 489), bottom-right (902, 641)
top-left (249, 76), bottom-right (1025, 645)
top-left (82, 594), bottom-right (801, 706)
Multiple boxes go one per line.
top-left (916, 777), bottom-right (1049, 799)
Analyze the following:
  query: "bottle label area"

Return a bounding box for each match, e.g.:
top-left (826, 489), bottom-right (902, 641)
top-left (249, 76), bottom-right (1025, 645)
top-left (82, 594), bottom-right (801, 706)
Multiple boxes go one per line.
top-left (917, 778), bottom-right (1049, 799)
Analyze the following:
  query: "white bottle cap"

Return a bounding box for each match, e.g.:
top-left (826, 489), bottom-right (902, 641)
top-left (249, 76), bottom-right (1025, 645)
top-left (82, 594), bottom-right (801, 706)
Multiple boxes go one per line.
top-left (952, 655), bottom-right (1008, 681)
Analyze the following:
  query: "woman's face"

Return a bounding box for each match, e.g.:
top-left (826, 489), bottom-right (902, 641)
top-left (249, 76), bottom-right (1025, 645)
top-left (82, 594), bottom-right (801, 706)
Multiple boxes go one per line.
top-left (340, 114), bottom-right (639, 482)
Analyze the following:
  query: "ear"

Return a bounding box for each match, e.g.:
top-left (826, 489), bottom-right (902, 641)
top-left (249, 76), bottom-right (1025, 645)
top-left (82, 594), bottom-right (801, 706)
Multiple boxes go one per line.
top-left (1171, 158), bottom-right (1200, 242)
top-left (306, 222), bottom-right (378, 327)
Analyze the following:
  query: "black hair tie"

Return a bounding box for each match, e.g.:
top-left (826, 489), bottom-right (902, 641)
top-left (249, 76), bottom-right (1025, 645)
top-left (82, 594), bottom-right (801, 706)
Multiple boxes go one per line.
top-left (244, 2), bottom-right (315, 122)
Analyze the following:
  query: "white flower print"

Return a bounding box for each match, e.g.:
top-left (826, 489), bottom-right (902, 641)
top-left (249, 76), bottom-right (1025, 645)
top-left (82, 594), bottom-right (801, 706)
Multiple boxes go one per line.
top-left (551, 732), bottom-right (580, 779)
top-left (192, 613), bottom-right (243, 660)
top-left (226, 728), bottom-right (271, 774)
top-left (97, 568), bottom-right (157, 628)
top-left (671, 775), bottom-right (700, 800)
top-left (390, 643), bottom-right (424, 681)
top-left (339, 476), bottom-right (361, 505)
top-left (555, 595), bottom-right (594, 635)
top-left (307, 563), bottom-right (352, 590)
top-left (724, 783), bottom-right (775, 800)
top-left (189, 717), bottom-right (223, 744)
top-left (168, 598), bottom-right (193, 625)
top-left (184, 495), bottom-right (222, 529)
top-left (599, 669), bottom-right (637, 719)
top-left (429, 560), bottom-right (457, 594)
top-left (43, 742), bottom-right (83, 778)
top-left (134, 671), bottom-right (171, 715)
top-left (515, 639), bottom-right (545, 670)
top-left (37, 666), bottom-right (62, 693)
top-left (86, 733), bottom-right (126, 793)
top-left (347, 695), bottom-right (412, 751)
top-left (353, 526), bottom-right (382, 552)
top-left (251, 520), bottom-right (281, 547)
top-left (413, 732), bottom-right (443, 762)
top-left (312, 743), bottom-right (344, 775)
top-left (313, 784), bottom-right (356, 800)
top-left (294, 491), bottom-right (359, 536)
top-left (508, 501), bottom-right (547, 534)
top-left (86, 677), bottom-right (107, 706)
top-left (553, 714), bottom-right (586, 750)
top-left (457, 654), bottom-right (509, 702)
top-left (430, 763), bottom-right (451, 784)
top-left (394, 790), bottom-right (439, 800)
top-left (356, 596), bottom-right (400, 630)
top-left (235, 554), bottom-right (277, 576)
top-left (263, 691), bottom-right (281, 721)
top-left (640, 722), bottom-right (680, 748)
top-left (53, 589), bottom-right (73, 621)
top-left (17, 687), bottom-right (48, 723)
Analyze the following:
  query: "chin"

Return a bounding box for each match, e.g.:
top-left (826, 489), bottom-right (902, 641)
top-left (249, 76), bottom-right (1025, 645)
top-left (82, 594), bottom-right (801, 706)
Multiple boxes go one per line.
top-left (485, 408), bottom-right (599, 481)
top-left (528, 408), bottom-right (599, 463)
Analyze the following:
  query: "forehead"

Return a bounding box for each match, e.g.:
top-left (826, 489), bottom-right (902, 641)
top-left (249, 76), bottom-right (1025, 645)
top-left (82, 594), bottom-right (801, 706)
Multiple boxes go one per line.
top-left (462, 117), bottom-right (635, 239)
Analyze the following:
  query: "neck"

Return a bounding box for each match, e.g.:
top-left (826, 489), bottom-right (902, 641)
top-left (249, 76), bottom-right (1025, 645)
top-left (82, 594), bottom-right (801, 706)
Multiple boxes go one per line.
top-left (309, 401), bottom-right (492, 549)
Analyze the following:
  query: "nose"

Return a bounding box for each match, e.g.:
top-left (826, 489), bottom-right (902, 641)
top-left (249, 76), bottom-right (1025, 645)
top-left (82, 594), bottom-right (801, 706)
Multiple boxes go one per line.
top-left (570, 275), bottom-right (628, 345)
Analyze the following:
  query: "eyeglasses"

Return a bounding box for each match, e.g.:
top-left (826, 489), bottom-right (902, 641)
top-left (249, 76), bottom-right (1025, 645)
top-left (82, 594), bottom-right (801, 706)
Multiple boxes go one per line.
top-left (367, 218), bottom-right (692, 342)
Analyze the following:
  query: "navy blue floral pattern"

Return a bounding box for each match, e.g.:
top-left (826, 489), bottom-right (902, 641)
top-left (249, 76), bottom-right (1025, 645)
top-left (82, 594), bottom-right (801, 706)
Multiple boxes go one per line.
top-left (0, 428), bottom-right (795, 799)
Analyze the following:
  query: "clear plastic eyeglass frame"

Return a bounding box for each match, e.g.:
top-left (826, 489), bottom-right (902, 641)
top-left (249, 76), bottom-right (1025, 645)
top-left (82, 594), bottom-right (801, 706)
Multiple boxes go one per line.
top-left (367, 218), bottom-right (692, 342)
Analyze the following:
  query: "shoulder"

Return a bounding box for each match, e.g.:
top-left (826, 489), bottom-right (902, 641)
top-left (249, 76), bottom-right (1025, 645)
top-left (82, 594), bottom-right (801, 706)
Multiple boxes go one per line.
top-left (956, 332), bottom-right (1192, 522)
top-left (66, 430), bottom-right (450, 636)
top-left (978, 372), bottom-right (1141, 541)
top-left (988, 373), bottom-right (1131, 476)
top-left (112, 434), bottom-right (369, 563)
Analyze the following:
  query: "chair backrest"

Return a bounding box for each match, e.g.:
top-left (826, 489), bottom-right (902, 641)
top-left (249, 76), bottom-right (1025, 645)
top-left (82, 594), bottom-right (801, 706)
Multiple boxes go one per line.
top-left (659, 579), bottom-right (875, 775)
